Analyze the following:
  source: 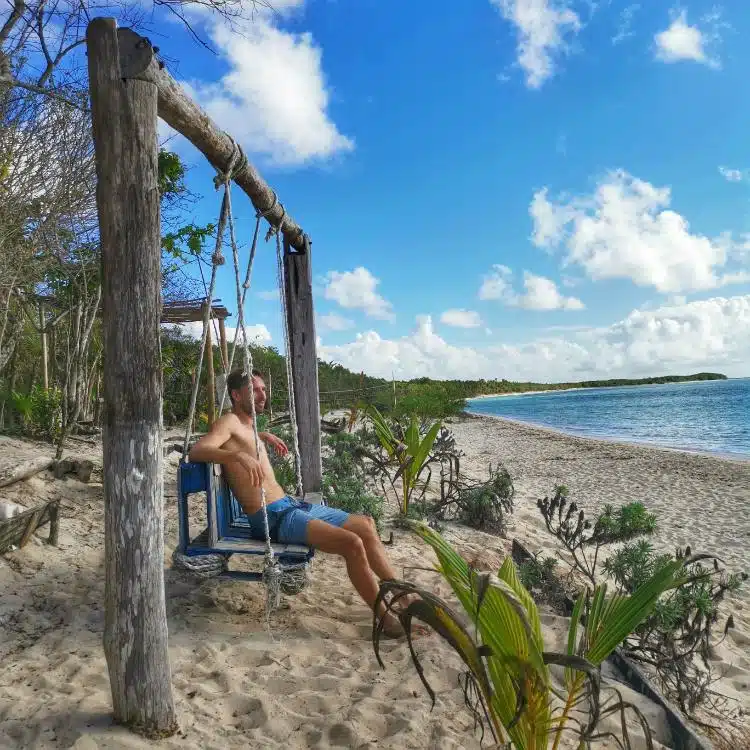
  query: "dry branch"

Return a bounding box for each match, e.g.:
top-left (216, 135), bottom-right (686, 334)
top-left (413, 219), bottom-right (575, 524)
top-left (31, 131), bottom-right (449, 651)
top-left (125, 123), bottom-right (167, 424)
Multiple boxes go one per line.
top-left (0, 456), bottom-right (55, 488)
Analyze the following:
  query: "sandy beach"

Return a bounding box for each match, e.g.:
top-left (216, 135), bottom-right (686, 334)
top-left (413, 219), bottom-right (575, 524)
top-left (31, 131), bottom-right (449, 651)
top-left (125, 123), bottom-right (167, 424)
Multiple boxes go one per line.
top-left (1, 414), bottom-right (749, 749)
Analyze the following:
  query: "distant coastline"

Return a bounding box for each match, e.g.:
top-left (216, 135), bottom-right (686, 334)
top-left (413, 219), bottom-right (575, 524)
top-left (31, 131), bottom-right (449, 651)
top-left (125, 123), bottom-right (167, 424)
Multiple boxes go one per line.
top-left (463, 376), bottom-right (749, 459)
top-left (463, 373), bottom-right (728, 403)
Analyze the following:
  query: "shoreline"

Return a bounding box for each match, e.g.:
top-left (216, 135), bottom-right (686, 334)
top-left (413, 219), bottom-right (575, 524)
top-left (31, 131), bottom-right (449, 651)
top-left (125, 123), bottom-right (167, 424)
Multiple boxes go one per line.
top-left (460, 409), bottom-right (750, 464)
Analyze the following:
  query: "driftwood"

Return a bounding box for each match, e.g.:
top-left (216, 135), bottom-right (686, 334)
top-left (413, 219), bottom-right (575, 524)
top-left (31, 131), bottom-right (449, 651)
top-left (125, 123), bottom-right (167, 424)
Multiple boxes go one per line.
top-left (0, 457), bottom-right (55, 489)
top-left (0, 499), bottom-right (59, 554)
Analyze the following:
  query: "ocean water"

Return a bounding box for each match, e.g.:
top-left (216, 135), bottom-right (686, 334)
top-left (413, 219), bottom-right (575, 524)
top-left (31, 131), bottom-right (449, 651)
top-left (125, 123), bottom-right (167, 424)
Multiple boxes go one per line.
top-left (466, 378), bottom-right (750, 459)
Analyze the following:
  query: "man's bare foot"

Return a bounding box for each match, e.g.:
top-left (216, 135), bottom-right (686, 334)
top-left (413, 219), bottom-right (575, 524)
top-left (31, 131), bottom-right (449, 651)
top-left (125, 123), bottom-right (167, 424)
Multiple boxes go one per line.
top-left (376, 599), bottom-right (430, 640)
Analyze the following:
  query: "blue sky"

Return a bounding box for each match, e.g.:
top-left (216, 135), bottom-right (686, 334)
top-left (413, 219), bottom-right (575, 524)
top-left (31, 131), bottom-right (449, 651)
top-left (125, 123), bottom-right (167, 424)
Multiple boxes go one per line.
top-left (155, 0), bottom-right (750, 381)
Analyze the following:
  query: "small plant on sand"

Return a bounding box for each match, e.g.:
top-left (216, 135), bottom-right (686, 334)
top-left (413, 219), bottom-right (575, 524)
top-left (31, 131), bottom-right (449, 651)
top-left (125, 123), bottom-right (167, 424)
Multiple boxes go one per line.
top-left (537, 486), bottom-right (656, 586)
top-left (432, 462), bottom-right (515, 535)
top-left (322, 432), bottom-right (385, 527)
top-left (604, 541), bottom-right (747, 718)
top-left (364, 405), bottom-right (441, 517)
top-left (373, 521), bottom-right (704, 749)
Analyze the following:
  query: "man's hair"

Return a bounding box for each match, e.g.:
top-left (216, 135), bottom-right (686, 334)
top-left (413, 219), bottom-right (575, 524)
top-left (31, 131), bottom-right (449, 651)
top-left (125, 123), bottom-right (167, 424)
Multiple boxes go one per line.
top-left (226, 368), bottom-right (263, 402)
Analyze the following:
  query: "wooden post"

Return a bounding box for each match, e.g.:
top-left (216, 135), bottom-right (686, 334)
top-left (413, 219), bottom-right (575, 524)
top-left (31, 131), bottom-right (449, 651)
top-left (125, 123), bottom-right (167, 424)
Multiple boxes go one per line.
top-left (87, 17), bottom-right (177, 739)
top-left (39, 303), bottom-right (48, 390)
top-left (267, 369), bottom-right (273, 420)
top-left (283, 236), bottom-right (322, 494)
top-left (203, 304), bottom-right (216, 426)
top-left (217, 317), bottom-right (229, 371)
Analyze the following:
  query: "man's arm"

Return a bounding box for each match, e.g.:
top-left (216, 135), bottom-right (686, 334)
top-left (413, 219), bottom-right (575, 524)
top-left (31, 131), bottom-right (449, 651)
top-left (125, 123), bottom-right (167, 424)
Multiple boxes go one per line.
top-left (187, 414), bottom-right (238, 465)
top-left (258, 431), bottom-right (289, 457)
top-left (188, 414), bottom-right (264, 486)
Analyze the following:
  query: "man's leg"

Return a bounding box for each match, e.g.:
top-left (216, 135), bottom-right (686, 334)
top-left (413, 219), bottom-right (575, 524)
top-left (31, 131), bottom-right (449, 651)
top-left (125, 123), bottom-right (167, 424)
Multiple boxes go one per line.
top-left (305, 519), bottom-right (405, 636)
top-left (342, 515), bottom-right (398, 582)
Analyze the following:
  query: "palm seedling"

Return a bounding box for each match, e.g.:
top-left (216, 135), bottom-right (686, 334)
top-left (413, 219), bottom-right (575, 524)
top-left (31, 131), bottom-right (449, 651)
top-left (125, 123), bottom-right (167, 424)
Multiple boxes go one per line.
top-left (373, 521), bottom-right (709, 749)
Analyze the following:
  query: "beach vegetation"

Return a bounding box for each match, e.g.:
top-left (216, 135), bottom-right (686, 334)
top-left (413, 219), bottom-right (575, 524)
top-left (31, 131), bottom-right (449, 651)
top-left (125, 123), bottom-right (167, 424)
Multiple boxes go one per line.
top-left (537, 486), bottom-right (656, 586)
top-left (321, 431), bottom-right (385, 528)
top-left (374, 520), bottom-right (702, 749)
top-left (531, 489), bottom-right (748, 723)
top-left (363, 405), bottom-right (442, 517)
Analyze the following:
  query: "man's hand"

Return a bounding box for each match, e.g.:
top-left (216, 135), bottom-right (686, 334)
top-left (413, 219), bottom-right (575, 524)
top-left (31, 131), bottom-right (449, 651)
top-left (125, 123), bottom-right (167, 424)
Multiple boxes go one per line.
top-left (229, 452), bottom-right (264, 486)
top-left (260, 431), bottom-right (289, 457)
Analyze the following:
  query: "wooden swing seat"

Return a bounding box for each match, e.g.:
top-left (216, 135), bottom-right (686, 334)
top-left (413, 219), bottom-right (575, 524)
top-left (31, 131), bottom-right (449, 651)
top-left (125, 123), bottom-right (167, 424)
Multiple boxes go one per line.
top-left (176, 461), bottom-right (317, 580)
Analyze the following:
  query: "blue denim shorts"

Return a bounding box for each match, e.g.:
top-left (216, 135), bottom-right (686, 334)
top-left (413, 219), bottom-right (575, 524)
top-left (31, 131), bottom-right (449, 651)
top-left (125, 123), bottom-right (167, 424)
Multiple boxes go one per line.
top-left (246, 496), bottom-right (350, 546)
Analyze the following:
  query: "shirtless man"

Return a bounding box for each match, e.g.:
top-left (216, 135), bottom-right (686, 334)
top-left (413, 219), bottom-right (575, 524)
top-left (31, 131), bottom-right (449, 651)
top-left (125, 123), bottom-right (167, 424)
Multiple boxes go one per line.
top-left (188, 368), bottom-right (410, 636)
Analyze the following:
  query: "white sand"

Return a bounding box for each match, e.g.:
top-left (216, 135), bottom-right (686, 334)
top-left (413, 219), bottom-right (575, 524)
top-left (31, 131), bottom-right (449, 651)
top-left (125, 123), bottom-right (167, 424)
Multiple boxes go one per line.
top-left (2, 415), bottom-right (748, 749)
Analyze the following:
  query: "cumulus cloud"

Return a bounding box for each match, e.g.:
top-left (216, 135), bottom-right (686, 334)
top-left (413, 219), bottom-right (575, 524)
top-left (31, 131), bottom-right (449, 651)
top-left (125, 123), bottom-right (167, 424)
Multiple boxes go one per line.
top-left (654, 10), bottom-right (721, 68)
top-left (719, 166), bottom-right (745, 183)
top-left (318, 312), bottom-right (355, 332)
top-left (169, 320), bottom-right (272, 346)
top-left (183, 1), bottom-right (353, 166)
top-left (530, 170), bottom-right (749, 294)
top-left (490, 0), bottom-right (582, 89)
top-left (319, 296), bottom-right (750, 381)
top-left (440, 309), bottom-right (483, 328)
top-left (323, 267), bottom-right (394, 321)
top-left (479, 266), bottom-right (584, 310)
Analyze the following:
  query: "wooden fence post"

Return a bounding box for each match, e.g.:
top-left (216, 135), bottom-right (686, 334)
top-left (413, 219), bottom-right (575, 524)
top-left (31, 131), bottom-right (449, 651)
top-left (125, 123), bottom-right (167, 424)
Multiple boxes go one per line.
top-left (283, 236), bottom-right (323, 494)
top-left (87, 17), bottom-right (177, 738)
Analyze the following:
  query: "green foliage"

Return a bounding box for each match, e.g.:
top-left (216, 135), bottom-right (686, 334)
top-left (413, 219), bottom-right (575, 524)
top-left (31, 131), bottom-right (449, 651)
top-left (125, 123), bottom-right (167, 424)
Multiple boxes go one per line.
top-left (162, 223), bottom-right (216, 260)
top-left (454, 464), bottom-right (514, 534)
top-left (158, 150), bottom-right (186, 198)
top-left (322, 432), bottom-right (384, 527)
top-left (374, 521), bottom-right (693, 748)
top-left (603, 540), bottom-right (747, 714)
top-left (394, 384), bottom-right (464, 420)
top-left (365, 405), bottom-right (441, 516)
top-left (537, 487), bottom-right (656, 585)
top-left (10, 384), bottom-right (62, 441)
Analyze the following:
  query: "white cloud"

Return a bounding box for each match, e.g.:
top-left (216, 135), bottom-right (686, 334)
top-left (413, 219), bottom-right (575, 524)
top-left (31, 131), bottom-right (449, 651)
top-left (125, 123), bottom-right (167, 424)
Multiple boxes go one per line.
top-left (654, 10), bottom-right (720, 68)
top-left (491, 0), bottom-right (582, 89)
top-left (440, 309), bottom-right (483, 328)
top-left (719, 166), bottom-right (744, 183)
top-left (319, 296), bottom-right (750, 381)
top-left (520, 272), bottom-right (585, 310)
top-left (257, 289), bottom-right (279, 301)
top-left (530, 169), bottom-right (750, 294)
top-left (168, 321), bottom-right (272, 346)
top-left (479, 266), bottom-right (584, 310)
top-left (612, 3), bottom-right (639, 45)
top-left (184, 2), bottom-right (354, 166)
top-left (323, 267), bottom-right (394, 321)
top-left (318, 312), bottom-right (355, 332)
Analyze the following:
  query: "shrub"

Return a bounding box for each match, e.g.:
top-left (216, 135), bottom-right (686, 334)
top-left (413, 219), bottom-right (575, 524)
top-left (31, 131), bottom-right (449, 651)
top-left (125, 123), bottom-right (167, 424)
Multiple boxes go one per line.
top-left (322, 431), bottom-right (385, 528)
top-left (10, 385), bottom-right (62, 441)
top-left (454, 464), bottom-right (514, 535)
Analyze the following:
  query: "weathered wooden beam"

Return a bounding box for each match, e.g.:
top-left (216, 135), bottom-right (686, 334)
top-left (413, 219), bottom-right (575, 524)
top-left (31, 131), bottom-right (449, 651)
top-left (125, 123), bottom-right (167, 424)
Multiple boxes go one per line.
top-left (86, 17), bottom-right (177, 739)
top-left (217, 317), bottom-right (229, 372)
top-left (203, 305), bottom-right (216, 426)
top-left (283, 237), bottom-right (323, 494)
top-left (115, 27), bottom-right (306, 251)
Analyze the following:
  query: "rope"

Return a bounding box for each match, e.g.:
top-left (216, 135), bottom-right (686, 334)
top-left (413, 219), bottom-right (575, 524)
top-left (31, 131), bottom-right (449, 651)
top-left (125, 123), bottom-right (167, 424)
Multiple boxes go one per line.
top-left (181, 191), bottom-right (229, 456)
top-left (178, 136), bottom-right (313, 612)
top-left (172, 550), bottom-right (229, 579)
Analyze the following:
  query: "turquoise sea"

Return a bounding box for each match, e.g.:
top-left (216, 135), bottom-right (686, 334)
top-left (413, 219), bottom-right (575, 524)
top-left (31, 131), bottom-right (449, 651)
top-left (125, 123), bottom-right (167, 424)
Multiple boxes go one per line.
top-left (466, 378), bottom-right (750, 459)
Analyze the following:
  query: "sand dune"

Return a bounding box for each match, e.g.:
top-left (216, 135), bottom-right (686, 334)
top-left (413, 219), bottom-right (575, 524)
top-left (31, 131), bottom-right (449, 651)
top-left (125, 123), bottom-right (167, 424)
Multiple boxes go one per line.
top-left (2, 416), bottom-right (749, 749)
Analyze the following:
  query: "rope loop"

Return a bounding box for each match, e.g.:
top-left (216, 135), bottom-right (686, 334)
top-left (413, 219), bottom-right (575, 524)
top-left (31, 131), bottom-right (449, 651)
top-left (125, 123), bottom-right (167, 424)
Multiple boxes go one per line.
top-left (265, 203), bottom-right (286, 242)
top-left (213, 135), bottom-right (247, 189)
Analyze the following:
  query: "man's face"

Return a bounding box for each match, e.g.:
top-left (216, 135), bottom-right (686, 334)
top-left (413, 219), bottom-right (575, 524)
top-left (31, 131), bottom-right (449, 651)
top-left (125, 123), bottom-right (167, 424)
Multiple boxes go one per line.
top-left (232, 375), bottom-right (266, 414)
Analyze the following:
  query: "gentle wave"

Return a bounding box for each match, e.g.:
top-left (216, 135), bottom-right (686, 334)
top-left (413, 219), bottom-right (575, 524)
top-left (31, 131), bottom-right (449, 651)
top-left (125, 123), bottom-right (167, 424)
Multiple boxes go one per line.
top-left (466, 377), bottom-right (750, 459)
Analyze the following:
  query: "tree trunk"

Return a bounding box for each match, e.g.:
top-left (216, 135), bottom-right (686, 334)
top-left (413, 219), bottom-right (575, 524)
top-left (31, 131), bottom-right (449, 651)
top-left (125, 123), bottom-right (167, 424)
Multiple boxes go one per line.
top-left (87, 17), bottom-right (176, 738)
top-left (39, 302), bottom-right (48, 390)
